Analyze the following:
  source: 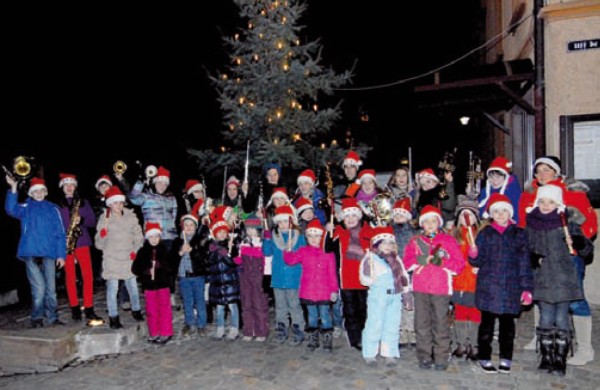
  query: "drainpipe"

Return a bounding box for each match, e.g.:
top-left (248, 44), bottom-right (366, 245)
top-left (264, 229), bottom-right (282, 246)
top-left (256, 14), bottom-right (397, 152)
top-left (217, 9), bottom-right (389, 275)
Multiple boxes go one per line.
top-left (534, 0), bottom-right (546, 157)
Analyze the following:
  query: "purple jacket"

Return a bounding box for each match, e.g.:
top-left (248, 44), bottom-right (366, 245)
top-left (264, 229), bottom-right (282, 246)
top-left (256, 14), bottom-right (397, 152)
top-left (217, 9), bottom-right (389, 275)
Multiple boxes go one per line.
top-left (59, 197), bottom-right (97, 248)
top-left (284, 245), bottom-right (338, 302)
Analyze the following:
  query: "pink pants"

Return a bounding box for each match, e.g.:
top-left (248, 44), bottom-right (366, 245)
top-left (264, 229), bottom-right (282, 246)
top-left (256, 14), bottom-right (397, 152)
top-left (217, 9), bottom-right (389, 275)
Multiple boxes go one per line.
top-left (144, 288), bottom-right (173, 337)
top-left (65, 246), bottom-right (94, 308)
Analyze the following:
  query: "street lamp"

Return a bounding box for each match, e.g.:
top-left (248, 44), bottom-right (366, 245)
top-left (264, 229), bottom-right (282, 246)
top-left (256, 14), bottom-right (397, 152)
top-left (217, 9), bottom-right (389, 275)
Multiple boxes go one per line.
top-left (459, 116), bottom-right (470, 126)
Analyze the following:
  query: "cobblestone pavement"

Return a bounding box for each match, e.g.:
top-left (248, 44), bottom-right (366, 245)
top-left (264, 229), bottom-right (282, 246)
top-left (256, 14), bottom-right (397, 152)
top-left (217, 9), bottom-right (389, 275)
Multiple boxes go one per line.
top-left (1, 300), bottom-right (598, 390)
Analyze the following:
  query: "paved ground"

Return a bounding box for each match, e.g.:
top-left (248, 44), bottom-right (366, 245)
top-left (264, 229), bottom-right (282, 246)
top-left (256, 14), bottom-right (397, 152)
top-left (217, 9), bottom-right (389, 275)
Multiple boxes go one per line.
top-left (0, 290), bottom-right (598, 390)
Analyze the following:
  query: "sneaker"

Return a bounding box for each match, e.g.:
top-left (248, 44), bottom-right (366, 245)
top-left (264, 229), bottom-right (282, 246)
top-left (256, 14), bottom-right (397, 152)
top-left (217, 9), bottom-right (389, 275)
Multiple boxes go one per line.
top-left (147, 335), bottom-right (160, 343)
top-left (197, 328), bottom-right (207, 337)
top-left (418, 360), bottom-right (434, 370)
top-left (364, 357), bottom-right (378, 367)
top-left (254, 336), bottom-right (267, 342)
top-left (498, 359), bottom-right (511, 374)
top-left (333, 327), bottom-right (343, 338)
top-left (384, 357), bottom-right (398, 367)
top-left (479, 360), bottom-right (498, 374)
top-left (213, 326), bottom-right (225, 339)
top-left (226, 327), bottom-right (239, 340)
top-left (156, 336), bottom-right (172, 345)
top-left (242, 335), bottom-right (253, 341)
top-left (181, 325), bottom-right (192, 337)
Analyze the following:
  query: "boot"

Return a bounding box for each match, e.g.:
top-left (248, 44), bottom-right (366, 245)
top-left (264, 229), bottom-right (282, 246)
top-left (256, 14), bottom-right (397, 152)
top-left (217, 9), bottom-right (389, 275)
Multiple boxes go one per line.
top-left (321, 328), bottom-right (333, 352)
top-left (84, 307), bottom-right (104, 322)
top-left (109, 316), bottom-right (123, 329)
top-left (452, 322), bottom-right (469, 358)
top-left (289, 324), bottom-right (304, 346)
top-left (275, 322), bottom-right (288, 343)
top-left (568, 315), bottom-right (595, 366)
top-left (524, 306), bottom-right (539, 350)
top-left (466, 344), bottom-right (479, 361)
top-left (553, 329), bottom-right (570, 377)
top-left (306, 328), bottom-right (319, 351)
top-left (132, 310), bottom-right (145, 322)
top-left (71, 306), bottom-right (82, 321)
top-left (537, 327), bottom-right (554, 373)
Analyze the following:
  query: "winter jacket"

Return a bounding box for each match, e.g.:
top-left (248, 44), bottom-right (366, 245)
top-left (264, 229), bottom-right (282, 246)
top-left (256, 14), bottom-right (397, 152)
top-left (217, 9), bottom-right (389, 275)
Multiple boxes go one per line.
top-left (263, 229), bottom-right (306, 289)
top-left (478, 174), bottom-right (522, 224)
top-left (332, 223), bottom-right (372, 290)
top-left (292, 188), bottom-right (327, 225)
top-left (206, 239), bottom-right (240, 305)
top-left (128, 181), bottom-right (178, 240)
top-left (58, 197), bottom-right (97, 248)
top-left (171, 225), bottom-right (211, 277)
top-left (5, 191), bottom-right (66, 261)
top-left (284, 245), bottom-right (338, 302)
top-left (451, 226), bottom-right (478, 307)
top-left (132, 241), bottom-right (173, 291)
top-left (359, 252), bottom-right (410, 294)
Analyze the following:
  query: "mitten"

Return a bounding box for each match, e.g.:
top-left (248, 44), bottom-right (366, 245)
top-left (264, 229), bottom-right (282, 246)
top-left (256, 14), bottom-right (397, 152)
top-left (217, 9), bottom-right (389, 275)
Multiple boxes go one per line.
top-left (520, 291), bottom-right (533, 305)
top-left (99, 228), bottom-right (108, 238)
top-left (263, 230), bottom-right (272, 240)
top-left (430, 254), bottom-right (442, 266)
top-left (129, 252), bottom-right (136, 261)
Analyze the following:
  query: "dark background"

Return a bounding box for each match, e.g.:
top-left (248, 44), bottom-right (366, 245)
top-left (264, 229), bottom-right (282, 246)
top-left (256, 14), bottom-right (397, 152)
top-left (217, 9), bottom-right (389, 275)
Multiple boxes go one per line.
top-left (1, 1), bottom-right (483, 296)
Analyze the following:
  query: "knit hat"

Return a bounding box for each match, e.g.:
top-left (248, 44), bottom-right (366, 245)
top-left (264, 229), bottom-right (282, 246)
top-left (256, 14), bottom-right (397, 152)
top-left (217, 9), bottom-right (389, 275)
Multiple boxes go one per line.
top-left (209, 205), bottom-right (233, 223)
top-left (243, 213), bottom-right (263, 230)
top-left (210, 218), bottom-right (229, 237)
top-left (416, 168), bottom-right (439, 184)
top-left (295, 197), bottom-right (314, 216)
top-left (534, 156), bottom-right (561, 176)
top-left (370, 225), bottom-right (395, 244)
top-left (226, 176), bottom-right (241, 188)
top-left (392, 198), bottom-right (412, 220)
top-left (264, 162), bottom-right (282, 176)
top-left (105, 186), bottom-right (126, 206)
top-left (341, 197), bottom-right (363, 219)
top-left (418, 205), bottom-right (443, 227)
top-left (145, 222), bottom-right (162, 239)
top-left (28, 177), bottom-right (47, 197)
top-left (273, 205), bottom-right (296, 223)
top-left (305, 219), bottom-right (325, 236)
top-left (456, 194), bottom-right (481, 222)
top-left (533, 184), bottom-right (565, 212)
top-left (343, 151), bottom-right (362, 167)
top-left (487, 193), bottom-right (514, 219)
top-left (184, 179), bottom-right (203, 195)
top-left (152, 166), bottom-right (170, 185)
top-left (478, 157), bottom-right (512, 209)
top-left (357, 169), bottom-right (376, 185)
top-left (58, 173), bottom-right (77, 188)
top-left (297, 169), bottom-right (316, 185)
top-left (95, 175), bottom-right (113, 191)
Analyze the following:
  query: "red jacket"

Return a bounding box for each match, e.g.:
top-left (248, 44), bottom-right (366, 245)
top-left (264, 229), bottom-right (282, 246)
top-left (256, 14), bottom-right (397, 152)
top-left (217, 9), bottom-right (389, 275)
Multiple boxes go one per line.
top-left (333, 223), bottom-right (372, 290)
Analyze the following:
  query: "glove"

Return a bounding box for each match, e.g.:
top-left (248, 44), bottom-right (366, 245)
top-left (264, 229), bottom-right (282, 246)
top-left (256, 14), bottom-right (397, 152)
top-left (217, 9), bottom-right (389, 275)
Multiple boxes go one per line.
top-left (129, 252), bottom-right (136, 261)
top-left (520, 291), bottom-right (533, 306)
top-left (330, 292), bottom-right (338, 302)
top-left (99, 228), bottom-right (107, 238)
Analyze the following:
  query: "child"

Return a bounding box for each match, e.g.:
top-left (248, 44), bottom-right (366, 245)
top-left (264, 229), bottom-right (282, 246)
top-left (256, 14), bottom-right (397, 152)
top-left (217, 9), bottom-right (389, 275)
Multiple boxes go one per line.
top-left (293, 169), bottom-right (327, 224)
top-left (477, 157), bottom-right (522, 224)
top-left (295, 197), bottom-right (316, 233)
top-left (470, 193), bottom-right (533, 373)
top-left (132, 222), bottom-right (174, 344)
top-left (403, 205), bottom-right (464, 371)
top-left (263, 205), bottom-right (307, 346)
top-left (5, 176), bottom-right (66, 327)
top-left (413, 168), bottom-right (457, 229)
top-left (356, 170), bottom-right (381, 211)
top-left (206, 218), bottom-right (241, 340)
top-left (284, 220), bottom-right (338, 352)
top-left (525, 185), bottom-right (592, 376)
top-left (450, 195), bottom-right (482, 361)
top-left (360, 226), bottom-right (411, 367)
top-left (386, 165), bottom-right (414, 201)
top-left (95, 186), bottom-right (145, 329)
top-left (234, 214), bottom-right (270, 342)
top-left (391, 198), bottom-right (417, 349)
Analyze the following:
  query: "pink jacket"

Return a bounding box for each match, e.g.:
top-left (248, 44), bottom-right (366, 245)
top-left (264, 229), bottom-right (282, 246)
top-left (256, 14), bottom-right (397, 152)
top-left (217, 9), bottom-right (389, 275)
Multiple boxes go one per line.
top-left (284, 246), bottom-right (338, 302)
top-left (402, 233), bottom-right (465, 296)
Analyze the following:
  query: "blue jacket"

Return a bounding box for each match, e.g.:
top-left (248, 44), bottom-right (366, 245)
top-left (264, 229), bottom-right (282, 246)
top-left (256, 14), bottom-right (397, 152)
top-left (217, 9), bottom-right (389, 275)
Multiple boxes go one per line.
top-left (478, 174), bottom-right (522, 224)
top-left (5, 191), bottom-right (67, 261)
top-left (263, 230), bottom-right (306, 289)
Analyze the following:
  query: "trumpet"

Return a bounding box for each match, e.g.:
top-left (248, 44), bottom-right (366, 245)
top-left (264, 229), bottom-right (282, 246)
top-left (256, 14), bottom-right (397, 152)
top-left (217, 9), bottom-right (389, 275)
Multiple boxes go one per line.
top-left (113, 160), bottom-right (127, 175)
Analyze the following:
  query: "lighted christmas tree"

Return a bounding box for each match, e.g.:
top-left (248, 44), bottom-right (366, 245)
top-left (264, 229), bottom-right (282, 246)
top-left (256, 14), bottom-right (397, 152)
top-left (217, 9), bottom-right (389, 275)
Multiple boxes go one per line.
top-left (189, 0), bottom-right (365, 178)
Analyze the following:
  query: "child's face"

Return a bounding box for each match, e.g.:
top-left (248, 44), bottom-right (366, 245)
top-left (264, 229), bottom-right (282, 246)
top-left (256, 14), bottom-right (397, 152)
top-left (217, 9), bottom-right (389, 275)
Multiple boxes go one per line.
top-left (266, 169), bottom-right (279, 185)
top-left (538, 198), bottom-right (559, 214)
top-left (98, 183), bottom-right (111, 196)
top-left (419, 177), bottom-right (438, 191)
top-left (277, 219), bottom-right (290, 231)
top-left (227, 184), bottom-right (238, 199)
top-left (421, 216), bottom-right (440, 235)
top-left (343, 164), bottom-right (358, 180)
top-left (148, 234), bottom-right (161, 246)
top-left (300, 209), bottom-right (314, 221)
top-left (215, 229), bottom-right (228, 241)
top-left (343, 214), bottom-right (360, 229)
top-left (246, 227), bottom-right (259, 238)
top-left (378, 239), bottom-right (396, 255)
top-left (491, 208), bottom-right (511, 226)
top-left (299, 181), bottom-right (312, 195)
top-left (191, 189), bottom-right (204, 200)
top-left (30, 189), bottom-right (47, 201)
top-left (273, 196), bottom-right (287, 207)
top-left (306, 233), bottom-right (322, 247)
top-left (108, 201), bottom-right (124, 214)
top-left (393, 169), bottom-right (408, 186)
top-left (458, 210), bottom-right (477, 227)
top-left (154, 181), bottom-right (168, 195)
top-left (183, 220), bottom-right (197, 235)
top-left (392, 213), bottom-right (409, 224)
top-left (62, 183), bottom-right (76, 196)
top-left (361, 177), bottom-right (376, 193)
top-left (488, 171), bottom-right (506, 189)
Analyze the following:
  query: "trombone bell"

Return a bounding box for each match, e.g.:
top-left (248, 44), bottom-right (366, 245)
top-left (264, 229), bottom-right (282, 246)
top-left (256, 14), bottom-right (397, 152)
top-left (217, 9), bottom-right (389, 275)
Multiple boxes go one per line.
top-left (113, 161), bottom-right (127, 175)
top-left (13, 156), bottom-right (31, 178)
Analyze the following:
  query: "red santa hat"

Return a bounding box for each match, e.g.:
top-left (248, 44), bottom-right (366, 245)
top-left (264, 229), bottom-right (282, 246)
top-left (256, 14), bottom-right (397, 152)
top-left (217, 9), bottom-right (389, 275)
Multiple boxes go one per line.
top-left (145, 221), bottom-right (162, 239)
top-left (392, 198), bottom-right (412, 220)
top-left (184, 179), bottom-right (203, 195)
top-left (478, 157), bottom-right (512, 210)
top-left (416, 168), bottom-right (439, 184)
top-left (28, 177), bottom-right (47, 197)
top-left (210, 218), bottom-right (230, 237)
top-left (297, 169), bottom-right (316, 185)
top-left (305, 219), bottom-right (325, 236)
top-left (209, 205), bottom-right (233, 223)
top-left (418, 205), bottom-right (444, 227)
top-left (295, 197), bottom-right (314, 216)
top-left (58, 173), bottom-right (78, 188)
top-left (357, 169), bottom-right (376, 185)
top-left (105, 186), bottom-right (126, 206)
top-left (269, 187), bottom-right (289, 203)
top-left (533, 184), bottom-right (565, 213)
top-left (226, 175), bottom-right (241, 188)
top-left (273, 205), bottom-right (296, 223)
top-left (95, 175), bottom-right (113, 191)
top-left (370, 225), bottom-right (395, 245)
top-left (180, 200), bottom-right (202, 227)
top-left (341, 197), bottom-right (363, 219)
top-left (342, 151), bottom-right (363, 167)
top-left (152, 166), bottom-right (170, 185)
top-left (487, 193), bottom-right (514, 219)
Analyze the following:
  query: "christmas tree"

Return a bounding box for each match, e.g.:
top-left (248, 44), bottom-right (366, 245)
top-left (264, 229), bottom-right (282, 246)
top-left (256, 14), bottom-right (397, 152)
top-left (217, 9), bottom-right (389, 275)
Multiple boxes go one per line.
top-left (189, 0), bottom-right (366, 179)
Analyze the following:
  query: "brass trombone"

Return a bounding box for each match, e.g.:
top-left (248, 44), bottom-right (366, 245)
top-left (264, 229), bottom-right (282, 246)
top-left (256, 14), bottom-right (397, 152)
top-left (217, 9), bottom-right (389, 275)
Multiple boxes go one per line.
top-left (3, 156), bottom-right (33, 181)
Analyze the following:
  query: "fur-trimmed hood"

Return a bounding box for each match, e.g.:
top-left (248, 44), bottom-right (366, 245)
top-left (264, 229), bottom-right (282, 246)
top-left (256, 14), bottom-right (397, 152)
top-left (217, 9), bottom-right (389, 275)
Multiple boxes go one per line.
top-left (523, 177), bottom-right (589, 193)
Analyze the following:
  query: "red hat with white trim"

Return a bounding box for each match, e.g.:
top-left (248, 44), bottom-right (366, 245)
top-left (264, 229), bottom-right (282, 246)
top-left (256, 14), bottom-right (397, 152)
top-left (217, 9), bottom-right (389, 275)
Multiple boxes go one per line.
top-left (487, 157), bottom-right (512, 177)
top-left (370, 225), bottom-right (395, 244)
top-left (270, 187), bottom-right (289, 202)
top-left (180, 200), bottom-right (202, 227)
top-left (184, 179), bottom-right (203, 195)
top-left (210, 218), bottom-right (230, 237)
top-left (152, 166), bottom-right (170, 185)
top-left (305, 219), bottom-right (325, 236)
top-left (392, 198), bottom-right (412, 220)
top-left (59, 173), bottom-right (77, 188)
top-left (341, 197), bottom-right (363, 219)
top-left (343, 151), bottom-right (363, 167)
top-left (416, 168), bottom-right (439, 184)
top-left (295, 197), bottom-right (314, 216)
top-left (357, 169), bottom-right (376, 185)
top-left (105, 186), bottom-right (126, 206)
top-left (297, 169), bottom-right (316, 185)
top-left (226, 176), bottom-right (241, 188)
top-left (418, 205), bottom-right (443, 227)
top-left (145, 221), bottom-right (162, 239)
top-left (28, 177), bottom-right (47, 197)
top-left (210, 205), bottom-right (233, 223)
top-left (95, 175), bottom-right (113, 191)
top-left (273, 205), bottom-right (296, 223)
top-left (487, 193), bottom-right (514, 218)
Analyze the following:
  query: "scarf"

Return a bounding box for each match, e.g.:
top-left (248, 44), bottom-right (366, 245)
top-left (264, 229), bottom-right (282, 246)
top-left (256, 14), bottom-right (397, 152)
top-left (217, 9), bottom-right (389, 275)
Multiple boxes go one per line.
top-left (526, 208), bottom-right (562, 230)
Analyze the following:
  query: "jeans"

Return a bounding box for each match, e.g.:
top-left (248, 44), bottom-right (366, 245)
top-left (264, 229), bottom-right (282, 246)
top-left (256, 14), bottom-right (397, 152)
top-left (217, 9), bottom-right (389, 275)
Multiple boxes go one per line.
top-left (539, 301), bottom-right (571, 331)
top-left (332, 294), bottom-right (343, 328)
top-left (216, 303), bottom-right (239, 329)
top-left (307, 304), bottom-right (333, 329)
top-left (24, 257), bottom-right (58, 323)
top-left (106, 277), bottom-right (140, 317)
top-left (179, 276), bottom-right (207, 328)
top-left (569, 256), bottom-right (591, 316)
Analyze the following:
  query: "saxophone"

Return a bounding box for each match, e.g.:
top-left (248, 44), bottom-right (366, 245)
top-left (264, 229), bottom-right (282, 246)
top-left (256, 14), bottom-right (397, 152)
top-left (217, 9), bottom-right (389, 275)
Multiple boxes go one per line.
top-left (66, 198), bottom-right (82, 255)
